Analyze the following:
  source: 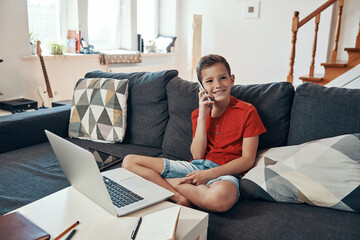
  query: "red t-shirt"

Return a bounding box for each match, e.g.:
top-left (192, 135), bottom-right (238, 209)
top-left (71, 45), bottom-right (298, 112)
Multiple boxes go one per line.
top-left (191, 96), bottom-right (266, 166)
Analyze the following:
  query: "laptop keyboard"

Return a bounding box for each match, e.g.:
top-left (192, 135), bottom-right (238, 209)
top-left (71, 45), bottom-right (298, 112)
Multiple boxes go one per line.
top-left (103, 176), bottom-right (144, 208)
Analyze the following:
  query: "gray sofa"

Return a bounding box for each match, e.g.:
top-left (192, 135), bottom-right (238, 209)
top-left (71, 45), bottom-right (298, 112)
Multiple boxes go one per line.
top-left (1, 69), bottom-right (359, 240)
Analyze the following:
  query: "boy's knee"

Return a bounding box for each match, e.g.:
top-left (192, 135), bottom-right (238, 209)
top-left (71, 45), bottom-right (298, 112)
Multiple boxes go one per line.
top-left (202, 183), bottom-right (237, 212)
top-left (205, 194), bottom-right (235, 212)
top-left (122, 154), bottom-right (138, 170)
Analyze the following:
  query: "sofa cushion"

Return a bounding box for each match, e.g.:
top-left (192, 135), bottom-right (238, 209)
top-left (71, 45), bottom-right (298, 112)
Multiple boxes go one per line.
top-left (231, 82), bottom-right (294, 151)
top-left (162, 79), bottom-right (294, 160)
top-left (208, 199), bottom-right (360, 240)
top-left (162, 77), bottom-right (199, 160)
top-left (0, 105), bottom-right (70, 154)
top-left (67, 138), bottom-right (162, 160)
top-left (240, 134), bottom-right (360, 213)
top-left (0, 142), bottom-right (69, 215)
top-left (288, 83), bottom-right (360, 145)
top-left (68, 78), bottom-right (129, 143)
top-left (85, 70), bottom-right (178, 148)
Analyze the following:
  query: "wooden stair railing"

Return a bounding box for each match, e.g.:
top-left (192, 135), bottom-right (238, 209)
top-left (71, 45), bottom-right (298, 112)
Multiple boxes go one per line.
top-left (309, 14), bottom-right (321, 78)
top-left (356, 17), bottom-right (360, 48)
top-left (287, 0), bottom-right (339, 83)
top-left (287, 0), bottom-right (360, 86)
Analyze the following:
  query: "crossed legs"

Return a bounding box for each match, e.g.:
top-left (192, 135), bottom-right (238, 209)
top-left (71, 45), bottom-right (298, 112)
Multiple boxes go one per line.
top-left (122, 154), bottom-right (191, 206)
top-left (122, 154), bottom-right (238, 212)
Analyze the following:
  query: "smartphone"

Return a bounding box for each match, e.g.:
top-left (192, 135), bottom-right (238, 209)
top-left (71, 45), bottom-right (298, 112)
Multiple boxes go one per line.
top-left (88, 148), bottom-right (122, 171)
top-left (197, 81), bottom-right (214, 101)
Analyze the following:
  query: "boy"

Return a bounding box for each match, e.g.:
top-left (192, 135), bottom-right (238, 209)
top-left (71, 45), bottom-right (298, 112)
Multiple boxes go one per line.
top-left (122, 54), bottom-right (266, 212)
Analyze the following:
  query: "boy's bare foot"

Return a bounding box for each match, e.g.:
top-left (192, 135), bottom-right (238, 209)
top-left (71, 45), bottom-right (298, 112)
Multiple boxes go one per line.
top-left (166, 178), bottom-right (193, 207)
top-left (171, 192), bottom-right (193, 207)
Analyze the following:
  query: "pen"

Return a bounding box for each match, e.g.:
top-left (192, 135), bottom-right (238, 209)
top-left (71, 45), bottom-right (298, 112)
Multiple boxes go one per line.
top-left (65, 229), bottom-right (77, 240)
top-left (130, 217), bottom-right (142, 240)
top-left (54, 221), bottom-right (80, 240)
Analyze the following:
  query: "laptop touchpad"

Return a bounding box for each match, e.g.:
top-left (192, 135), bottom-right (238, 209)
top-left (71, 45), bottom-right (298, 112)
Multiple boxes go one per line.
top-left (121, 177), bottom-right (151, 189)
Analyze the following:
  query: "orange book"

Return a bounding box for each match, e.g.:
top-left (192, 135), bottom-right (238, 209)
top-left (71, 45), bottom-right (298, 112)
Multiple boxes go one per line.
top-left (75, 30), bottom-right (81, 53)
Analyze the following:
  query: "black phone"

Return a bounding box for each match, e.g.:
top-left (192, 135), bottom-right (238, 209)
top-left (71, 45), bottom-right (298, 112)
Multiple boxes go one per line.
top-left (198, 81), bottom-right (213, 101)
top-left (88, 148), bottom-right (122, 171)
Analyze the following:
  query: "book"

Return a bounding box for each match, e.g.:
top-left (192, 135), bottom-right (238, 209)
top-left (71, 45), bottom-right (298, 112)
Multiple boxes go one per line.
top-left (75, 30), bottom-right (81, 53)
top-left (135, 205), bottom-right (181, 240)
top-left (67, 30), bottom-right (76, 53)
top-left (0, 212), bottom-right (50, 240)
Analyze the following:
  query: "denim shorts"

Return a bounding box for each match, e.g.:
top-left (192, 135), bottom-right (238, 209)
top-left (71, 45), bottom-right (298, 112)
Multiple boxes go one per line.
top-left (160, 159), bottom-right (242, 202)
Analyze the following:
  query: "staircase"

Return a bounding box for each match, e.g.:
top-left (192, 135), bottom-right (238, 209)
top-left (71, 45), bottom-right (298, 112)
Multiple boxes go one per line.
top-left (287, 0), bottom-right (360, 86)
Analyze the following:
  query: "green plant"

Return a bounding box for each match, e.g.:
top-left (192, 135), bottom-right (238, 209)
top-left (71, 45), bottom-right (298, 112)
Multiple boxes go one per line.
top-left (49, 41), bottom-right (65, 55)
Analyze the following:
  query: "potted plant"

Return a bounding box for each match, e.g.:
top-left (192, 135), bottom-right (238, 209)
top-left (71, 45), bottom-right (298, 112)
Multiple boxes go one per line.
top-left (50, 41), bottom-right (65, 55)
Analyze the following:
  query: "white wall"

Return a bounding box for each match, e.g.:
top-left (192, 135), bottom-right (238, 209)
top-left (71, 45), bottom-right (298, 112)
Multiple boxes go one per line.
top-left (176, 0), bottom-right (360, 86)
top-left (0, 0), bottom-right (359, 103)
top-left (336, 0), bottom-right (360, 61)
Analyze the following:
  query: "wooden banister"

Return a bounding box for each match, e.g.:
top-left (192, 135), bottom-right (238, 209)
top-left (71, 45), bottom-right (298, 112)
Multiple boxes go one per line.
top-left (331, 0), bottom-right (344, 63)
top-left (298, 0), bottom-right (337, 28)
top-left (287, 11), bottom-right (299, 84)
top-left (356, 17), bottom-right (360, 48)
top-left (287, 0), bottom-right (344, 83)
top-left (310, 14), bottom-right (321, 77)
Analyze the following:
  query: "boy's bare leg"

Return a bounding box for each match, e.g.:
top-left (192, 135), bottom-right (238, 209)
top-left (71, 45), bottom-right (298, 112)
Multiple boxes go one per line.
top-left (166, 178), bottom-right (237, 212)
top-left (122, 154), bottom-right (192, 207)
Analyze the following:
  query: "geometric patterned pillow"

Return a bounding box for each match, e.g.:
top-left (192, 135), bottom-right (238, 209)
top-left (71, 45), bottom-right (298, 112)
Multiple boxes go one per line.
top-left (240, 134), bottom-right (360, 212)
top-left (68, 78), bottom-right (129, 143)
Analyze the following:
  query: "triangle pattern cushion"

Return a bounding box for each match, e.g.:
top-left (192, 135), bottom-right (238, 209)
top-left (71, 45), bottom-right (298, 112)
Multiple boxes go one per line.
top-left (240, 134), bottom-right (360, 213)
top-left (68, 78), bottom-right (129, 143)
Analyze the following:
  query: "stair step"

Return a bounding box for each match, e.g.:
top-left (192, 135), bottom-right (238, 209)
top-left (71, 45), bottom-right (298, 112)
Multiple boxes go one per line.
top-left (299, 74), bottom-right (323, 82)
top-left (345, 48), bottom-right (360, 52)
top-left (321, 62), bottom-right (347, 68)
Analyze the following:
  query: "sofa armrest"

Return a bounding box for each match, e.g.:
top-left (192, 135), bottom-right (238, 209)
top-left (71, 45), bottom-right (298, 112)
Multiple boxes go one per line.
top-left (0, 105), bottom-right (71, 153)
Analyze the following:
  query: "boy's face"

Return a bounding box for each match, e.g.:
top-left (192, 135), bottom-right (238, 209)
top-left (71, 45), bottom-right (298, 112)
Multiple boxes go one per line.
top-left (201, 63), bottom-right (235, 103)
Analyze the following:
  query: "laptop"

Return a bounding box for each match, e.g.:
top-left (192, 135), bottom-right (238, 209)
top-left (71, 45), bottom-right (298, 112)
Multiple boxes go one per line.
top-left (45, 130), bottom-right (174, 216)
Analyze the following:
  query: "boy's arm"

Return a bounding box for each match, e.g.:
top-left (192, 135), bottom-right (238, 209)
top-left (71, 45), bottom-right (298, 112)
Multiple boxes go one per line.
top-left (190, 115), bottom-right (207, 159)
top-left (182, 135), bottom-right (259, 185)
top-left (190, 89), bottom-right (214, 159)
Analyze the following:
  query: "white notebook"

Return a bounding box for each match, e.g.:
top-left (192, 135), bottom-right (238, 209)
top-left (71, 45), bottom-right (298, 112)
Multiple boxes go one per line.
top-left (136, 205), bottom-right (181, 240)
top-left (84, 205), bottom-right (181, 239)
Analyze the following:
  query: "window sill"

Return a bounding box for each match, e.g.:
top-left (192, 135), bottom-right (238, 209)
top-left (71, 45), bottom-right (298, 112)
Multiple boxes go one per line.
top-left (22, 53), bottom-right (99, 60)
top-left (22, 52), bottom-right (177, 60)
top-left (141, 52), bottom-right (177, 57)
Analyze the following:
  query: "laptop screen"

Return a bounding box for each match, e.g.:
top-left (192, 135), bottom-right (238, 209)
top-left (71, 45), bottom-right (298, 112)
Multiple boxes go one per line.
top-left (88, 148), bottom-right (122, 171)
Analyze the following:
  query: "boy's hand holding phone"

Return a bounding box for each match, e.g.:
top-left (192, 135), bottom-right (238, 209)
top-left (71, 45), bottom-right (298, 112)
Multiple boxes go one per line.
top-left (198, 88), bottom-right (214, 115)
top-left (198, 82), bottom-right (214, 116)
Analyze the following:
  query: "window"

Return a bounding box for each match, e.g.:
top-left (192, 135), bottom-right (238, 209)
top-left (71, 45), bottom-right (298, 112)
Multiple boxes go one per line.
top-left (87, 0), bottom-right (121, 50)
top-left (27, 0), bottom-right (61, 44)
top-left (26, 0), bottom-right (176, 53)
top-left (137, 0), bottom-right (158, 44)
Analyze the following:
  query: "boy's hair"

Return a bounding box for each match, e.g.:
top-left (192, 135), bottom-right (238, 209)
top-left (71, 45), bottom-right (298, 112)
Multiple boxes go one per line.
top-left (196, 54), bottom-right (231, 82)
